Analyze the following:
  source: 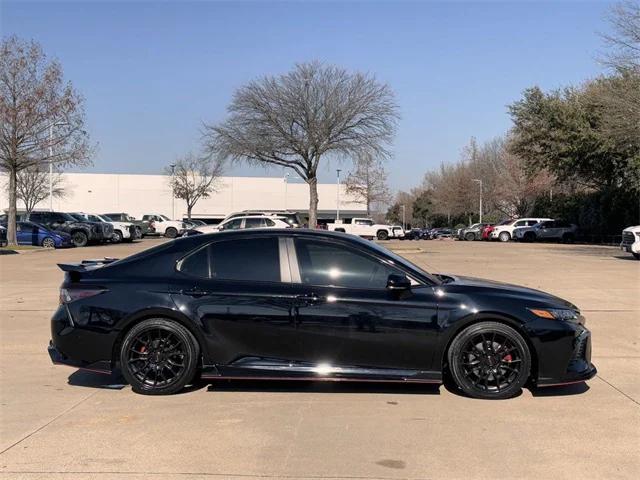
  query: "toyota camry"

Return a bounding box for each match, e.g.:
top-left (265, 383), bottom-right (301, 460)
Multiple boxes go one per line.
top-left (49, 229), bottom-right (596, 399)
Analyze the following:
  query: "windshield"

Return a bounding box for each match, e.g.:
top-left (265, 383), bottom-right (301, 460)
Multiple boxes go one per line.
top-left (68, 213), bottom-right (85, 221)
top-left (498, 219), bottom-right (512, 226)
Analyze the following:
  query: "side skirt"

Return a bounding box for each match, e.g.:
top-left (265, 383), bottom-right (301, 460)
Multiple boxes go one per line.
top-left (200, 357), bottom-right (442, 384)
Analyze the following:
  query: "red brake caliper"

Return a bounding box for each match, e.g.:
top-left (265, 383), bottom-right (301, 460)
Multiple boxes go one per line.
top-left (503, 354), bottom-right (512, 362)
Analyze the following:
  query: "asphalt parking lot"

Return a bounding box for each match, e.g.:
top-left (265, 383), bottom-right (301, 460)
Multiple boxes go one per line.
top-left (1, 238), bottom-right (638, 480)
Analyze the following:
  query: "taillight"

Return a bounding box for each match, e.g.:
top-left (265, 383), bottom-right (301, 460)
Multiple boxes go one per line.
top-left (59, 288), bottom-right (106, 304)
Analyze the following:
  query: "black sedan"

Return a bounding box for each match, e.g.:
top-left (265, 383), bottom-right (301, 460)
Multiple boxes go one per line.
top-left (49, 229), bottom-right (596, 399)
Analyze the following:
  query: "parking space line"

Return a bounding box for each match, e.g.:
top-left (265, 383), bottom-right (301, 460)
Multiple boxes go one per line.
top-left (596, 375), bottom-right (640, 407)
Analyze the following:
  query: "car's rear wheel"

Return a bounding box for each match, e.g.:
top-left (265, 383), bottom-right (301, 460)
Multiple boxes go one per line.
top-left (71, 230), bottom-right (88, 247)
top-left (377, 230), bottom-right (389, 240)
top-left (465, 232), bottom-right (475, 241)
top-left (120, 318), bottom-right (199, 395)
top-left (447, 321), bottom-right (531, 399)
top-left (41, 237), bottom-right (56, 248)
top-left (498, 231), bottom-right (511, 242)
top-left (165, 227), bottom-right (178, 238)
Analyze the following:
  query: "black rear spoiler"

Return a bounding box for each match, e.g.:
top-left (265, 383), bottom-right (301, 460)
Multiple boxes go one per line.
top-left (58, 257), bottom-right (119, 273)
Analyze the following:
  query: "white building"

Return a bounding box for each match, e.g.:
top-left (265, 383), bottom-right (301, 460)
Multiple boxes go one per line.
top-left (0, 172), bottom-right (366, 222)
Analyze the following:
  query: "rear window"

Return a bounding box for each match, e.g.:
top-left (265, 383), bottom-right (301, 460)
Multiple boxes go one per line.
top-left (179, 237), bottom-right (281, 282)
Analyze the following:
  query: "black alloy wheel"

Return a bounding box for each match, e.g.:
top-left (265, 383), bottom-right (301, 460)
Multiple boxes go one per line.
top-left (120, 318), bottom-right (199, 395)
top-left (165, 227), bottom-right (178, 238)
top-left (71, 230), bottom-right (88, 247)
top-left (448, 321), bottom-right (531, 399)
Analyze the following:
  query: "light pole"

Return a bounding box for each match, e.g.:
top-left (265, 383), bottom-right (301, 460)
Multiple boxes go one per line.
top-left (336, 169), bottom-right (341, 221)
top-left (401, 204), bottom-right (406, 231)
top-left (169, 164), bottom-right (176, 219)
top-left (48, 122), bottom-right (68, 211)
top-left (472, 179), bottom-right (483, 223)
top-left (284, 172), bottom-right (289, 210)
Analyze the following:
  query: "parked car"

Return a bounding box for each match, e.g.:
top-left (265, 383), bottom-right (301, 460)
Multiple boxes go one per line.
top-left (70, 213), bottom-right (136, 243)
top-left (620, 225), bottom-right (640, 260)
top-left (481, 224), bottom-right (496, 240)
top-left (0, 221), bottom-right (74, 248)
top-left (0, 224), bottom-right (6, 247)
top-left (390, 225), bottom-right (406, 239)
top-left (223, 210), bottom-right (302, 228)
top-left (49, 228), bottom-right (596, 399)
top-left (490, 217), bottom-right (553, 242)
top-left (326, 217), bottom-right (398, 240)
top-left (103, 213), bottom-right (150, 239)
top-left (458, 223), bottom-right (491, 241)
top-left (22, 211), bottom-right (112, 247)
top-left (196, 215), bottom-right (291, 233)
top-left (404, 228), bottom-right (428, 240)
top-left (514, 220), bottom-right (578, 243)
top-left (430, 228), bottom-right (453, 239)
top-left (141, 214), bottom-right (189, 238)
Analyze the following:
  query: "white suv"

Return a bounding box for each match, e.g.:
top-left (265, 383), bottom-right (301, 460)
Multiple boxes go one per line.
top-left (141, 214), bottom-right (188, 238)
top-left (490, 217), bottom-right (553, 242)
top-left (196, 215), bottom-right (291, 234)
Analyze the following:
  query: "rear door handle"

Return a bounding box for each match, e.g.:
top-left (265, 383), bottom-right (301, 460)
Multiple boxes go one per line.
top-left (182, 288), bottom-right (209, 298)
top-left (295, 293), bottom-right (321, 304)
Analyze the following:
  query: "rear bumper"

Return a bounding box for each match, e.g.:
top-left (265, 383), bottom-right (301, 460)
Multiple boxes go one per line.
top-left (48, 341), bottom-right (112, 374)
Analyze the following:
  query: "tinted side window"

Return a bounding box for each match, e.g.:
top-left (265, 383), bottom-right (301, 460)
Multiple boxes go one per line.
top-left (180, 238), bottom-right (281, 282)
top-left (265, 218), bottom-right (275, 227)
top-left (514, 220), bottom-right (526, 227)
top-left (29, 213), bottom-right (47, 223)
top-left (294, 239), bottom-right (402, 289)
top-left (244, 218), bottom-right (263, 228)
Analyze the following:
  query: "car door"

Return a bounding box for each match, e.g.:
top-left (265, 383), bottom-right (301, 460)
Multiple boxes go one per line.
top-left (287, 236), bottom-right (440, 373)
top-left (170, 235), bottom-right (302, 369)
top-left (537, 221), bottom-right (554, 239)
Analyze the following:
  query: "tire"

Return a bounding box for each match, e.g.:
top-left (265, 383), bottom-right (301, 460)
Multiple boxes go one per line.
top-left (498, 231), bottom-right (511, 242)
top-left (447, 321), bottom-right (531, 400)
top-left (41, 237), bottom-right (56, 249)
top-left (524, 232), bottom-right (536, 242)
top-left (377, 230), bottom-right (389, 240)
top-left (112, 230), bottom-right (123, 243)
top-left (465, 232), bottom-right (475, 241)
top-left (165, 227), bottom-right (178, 238)
top-left (71, 230), bottom-right (88, 247)
top-left (562, 233), bottom-right (574, 243)
top-left (633, 253), bottom-right (639, 260)
top-left (120, 318), bottom-right (200, 395)
top-left (134, 227), bottom-right (143, 239)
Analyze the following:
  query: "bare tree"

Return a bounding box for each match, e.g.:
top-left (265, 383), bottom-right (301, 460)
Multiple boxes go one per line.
top-left (600, 1), bottom-right (640, 72)
top-left (203, 62), bottom-right (399, 228)
top-left (15, 166), bottom-right (66, 213)
top-left (166, 153), bottom-right (225, 219)
top-left (0, 36), bottom-right (92, 245)
top-left (344, 153), bottom-right (391, 216)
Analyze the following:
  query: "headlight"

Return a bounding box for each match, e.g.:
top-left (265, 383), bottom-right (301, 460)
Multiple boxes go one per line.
top-left (529, 308), bottom-right (580, 322)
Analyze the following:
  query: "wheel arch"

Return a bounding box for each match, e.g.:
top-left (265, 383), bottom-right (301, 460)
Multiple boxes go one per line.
top-left (111, 308), bottom-right (208, 369)
top-left (438, 312), bottom-right (539, 383)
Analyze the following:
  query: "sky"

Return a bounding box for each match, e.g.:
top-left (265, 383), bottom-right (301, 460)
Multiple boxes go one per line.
top-left (1, 0), bottom-right (616, 191)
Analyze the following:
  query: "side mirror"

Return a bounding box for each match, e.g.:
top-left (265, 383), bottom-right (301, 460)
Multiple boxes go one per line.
top-left (387, 273), bottom-right (411, 291)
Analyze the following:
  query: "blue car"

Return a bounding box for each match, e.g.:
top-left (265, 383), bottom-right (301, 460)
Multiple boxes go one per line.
top-left (0, 221), bottom-right (74, 248)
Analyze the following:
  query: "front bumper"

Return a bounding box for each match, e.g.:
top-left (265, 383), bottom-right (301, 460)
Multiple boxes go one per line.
top-left (536, 327), bottom-right (597, 387)
top-left (620, 240), bottom-right (640, 254)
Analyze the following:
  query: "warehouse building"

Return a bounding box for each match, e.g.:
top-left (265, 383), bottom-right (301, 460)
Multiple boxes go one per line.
top-left (0, 172), bottom-right (366, 223)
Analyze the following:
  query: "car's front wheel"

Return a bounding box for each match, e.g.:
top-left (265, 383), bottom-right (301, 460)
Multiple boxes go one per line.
top-left (41, 237), bottom-right (56, 248)
top-left (120, 318), bottom-right (200, 395)
top-left (71, 230), bottom-right (88, 247)
top-left (112, 230), bottom-right (123, 243)
top-left (377, 230), bottom-right (389, 240)
top-left (465, 232), bottom-right (475, 241)
top-left (447, 321), bottom-right (531, 399)
top-left (165, 227), bottom-right (178, 238)
top-left (498, 231), bottom-right (511, 242)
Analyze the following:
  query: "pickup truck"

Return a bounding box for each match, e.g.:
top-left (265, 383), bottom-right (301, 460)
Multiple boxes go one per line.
top-left (327, 218), bottom-right (401, 240)
top-left (141, 214), bottom-right (188, 238)
top-left (620, 225), bottom-right (640, 260)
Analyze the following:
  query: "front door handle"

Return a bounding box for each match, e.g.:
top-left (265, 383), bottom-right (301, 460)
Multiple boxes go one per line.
top-left (182, 288), bottom-right (209, 298)
top-left (295, 293), bottom-right (321, 304)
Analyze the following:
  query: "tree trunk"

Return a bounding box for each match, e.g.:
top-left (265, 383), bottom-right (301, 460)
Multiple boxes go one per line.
top-left (7, 167), bottom-right (18, 246)
top-left (187, 204), bottom-right (192, 220)
top-left (307, 175), bottom-right (319, 229)
top-left (366, 195), bottom-right (371, 217)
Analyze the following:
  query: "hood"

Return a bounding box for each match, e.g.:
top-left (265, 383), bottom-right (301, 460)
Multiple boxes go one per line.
top-left (623, 225), bottom-right (640, 233)
top-left (445, 275), bottom-right (577, 310)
